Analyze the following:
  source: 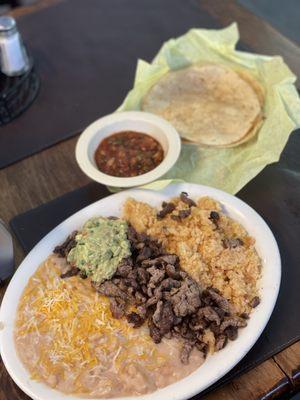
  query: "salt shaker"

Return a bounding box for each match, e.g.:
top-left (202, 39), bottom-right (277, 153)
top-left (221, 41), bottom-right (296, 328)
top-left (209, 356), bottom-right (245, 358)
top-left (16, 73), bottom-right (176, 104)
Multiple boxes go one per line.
top-left (0, 16), bottom-right (30, 76)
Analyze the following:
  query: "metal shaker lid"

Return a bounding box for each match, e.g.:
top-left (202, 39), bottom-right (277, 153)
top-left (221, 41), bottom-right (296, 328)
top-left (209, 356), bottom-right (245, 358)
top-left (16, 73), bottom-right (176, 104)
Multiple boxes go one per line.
top-left (0, 16), bottom-right (17, 36)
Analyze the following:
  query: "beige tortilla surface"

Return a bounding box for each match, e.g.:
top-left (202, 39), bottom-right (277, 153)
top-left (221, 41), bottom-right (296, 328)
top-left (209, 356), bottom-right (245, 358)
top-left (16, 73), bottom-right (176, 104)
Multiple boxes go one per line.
top-left (142, 64), bottom-right (264, 147)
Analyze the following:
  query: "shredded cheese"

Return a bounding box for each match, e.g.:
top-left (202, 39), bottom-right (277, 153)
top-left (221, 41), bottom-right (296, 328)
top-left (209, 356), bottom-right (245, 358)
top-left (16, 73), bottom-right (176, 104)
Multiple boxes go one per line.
top-left (15, 255), bottom-right (166, 391)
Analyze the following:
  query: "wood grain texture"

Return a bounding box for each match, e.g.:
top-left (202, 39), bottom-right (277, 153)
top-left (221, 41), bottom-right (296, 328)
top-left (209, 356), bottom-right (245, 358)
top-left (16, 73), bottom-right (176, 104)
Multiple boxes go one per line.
top-left (274, 342), bottom-right (300, 390)
top-left (8, 0), bottom-right (61, 18)
top-left (0, 0), bottom-right (299, 399)
top-left (201, 0), bottom-right (300, 87)
top-left (0, 136), bottom-right (89, 265)
top-left (0, 367), bottom-right (31, 400)
top-left (202, 359), bottom-right (291, 400)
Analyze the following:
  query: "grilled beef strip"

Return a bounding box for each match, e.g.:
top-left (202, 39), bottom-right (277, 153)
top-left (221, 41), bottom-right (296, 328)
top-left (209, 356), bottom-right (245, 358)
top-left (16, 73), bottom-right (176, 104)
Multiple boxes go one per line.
top-left (93, 225), bottom-right (248, 363)
top-left (55, 195), bottom-right (250, 364)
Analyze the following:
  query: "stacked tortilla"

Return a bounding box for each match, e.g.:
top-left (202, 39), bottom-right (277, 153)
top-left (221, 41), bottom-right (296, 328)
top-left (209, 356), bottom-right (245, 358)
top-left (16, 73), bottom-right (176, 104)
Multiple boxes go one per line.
top-left (142, 64), bottom-right (264, 147)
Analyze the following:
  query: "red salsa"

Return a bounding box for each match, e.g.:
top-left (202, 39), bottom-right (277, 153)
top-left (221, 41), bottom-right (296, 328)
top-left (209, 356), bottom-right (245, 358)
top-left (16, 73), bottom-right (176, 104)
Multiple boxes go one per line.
top-left (95, 131), bottom-right (164, 177)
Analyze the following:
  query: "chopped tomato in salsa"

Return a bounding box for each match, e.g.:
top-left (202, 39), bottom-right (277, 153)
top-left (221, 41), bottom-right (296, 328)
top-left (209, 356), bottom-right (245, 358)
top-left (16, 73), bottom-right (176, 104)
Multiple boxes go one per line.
top-left (95, 131), bottom-right (164, 177)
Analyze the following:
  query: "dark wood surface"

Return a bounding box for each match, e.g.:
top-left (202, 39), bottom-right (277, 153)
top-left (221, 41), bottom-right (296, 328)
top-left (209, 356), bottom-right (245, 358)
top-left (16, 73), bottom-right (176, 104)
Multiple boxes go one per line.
top-left (0, 0), bottom-right (299, 399)
top-left (202, 0), bottom-right (300, 88)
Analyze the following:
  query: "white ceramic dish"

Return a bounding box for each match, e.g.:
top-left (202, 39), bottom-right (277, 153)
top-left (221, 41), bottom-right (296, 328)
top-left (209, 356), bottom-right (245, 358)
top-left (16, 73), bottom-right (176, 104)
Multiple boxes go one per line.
top-left (76, 111), bottom-right (181, 188)
top-left (0, 183), bottom-right (281, 400)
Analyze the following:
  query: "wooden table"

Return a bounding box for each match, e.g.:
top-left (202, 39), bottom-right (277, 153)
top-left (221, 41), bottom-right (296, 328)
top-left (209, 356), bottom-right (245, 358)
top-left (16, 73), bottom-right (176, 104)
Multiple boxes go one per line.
top-left (0, 1), bottom-right (299, 399)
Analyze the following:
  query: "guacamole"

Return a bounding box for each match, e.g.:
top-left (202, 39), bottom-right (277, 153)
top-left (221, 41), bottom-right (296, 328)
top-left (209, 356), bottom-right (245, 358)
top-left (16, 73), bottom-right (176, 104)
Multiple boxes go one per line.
top-left (67, 217), bottom-right (131, 283)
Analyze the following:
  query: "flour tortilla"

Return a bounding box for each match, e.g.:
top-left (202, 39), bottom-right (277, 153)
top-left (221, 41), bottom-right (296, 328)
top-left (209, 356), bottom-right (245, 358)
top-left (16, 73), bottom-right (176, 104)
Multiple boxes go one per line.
top-left (141, 64), bottom-right (264, 147)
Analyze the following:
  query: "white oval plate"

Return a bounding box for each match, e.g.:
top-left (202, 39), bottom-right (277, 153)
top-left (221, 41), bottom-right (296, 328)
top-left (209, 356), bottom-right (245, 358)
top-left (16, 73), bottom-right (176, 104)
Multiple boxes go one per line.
top-left (0, 183), bottom-right (281, 400)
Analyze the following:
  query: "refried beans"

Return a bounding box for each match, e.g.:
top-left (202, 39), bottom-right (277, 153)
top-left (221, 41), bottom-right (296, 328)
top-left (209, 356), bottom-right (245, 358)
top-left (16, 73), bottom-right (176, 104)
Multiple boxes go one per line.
top-left (15, 255), bottom-right (204, 398)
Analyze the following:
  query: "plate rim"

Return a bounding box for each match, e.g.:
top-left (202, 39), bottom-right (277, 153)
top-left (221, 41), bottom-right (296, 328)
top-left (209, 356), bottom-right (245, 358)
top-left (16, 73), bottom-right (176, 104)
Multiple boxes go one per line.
top-left (0, 183), bottom-right (281, 400)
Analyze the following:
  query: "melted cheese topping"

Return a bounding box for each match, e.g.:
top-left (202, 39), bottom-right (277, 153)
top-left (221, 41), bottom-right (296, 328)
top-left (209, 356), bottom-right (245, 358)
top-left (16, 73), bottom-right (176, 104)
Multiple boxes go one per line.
top-left (15, 256), bottom-right (166, 394)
